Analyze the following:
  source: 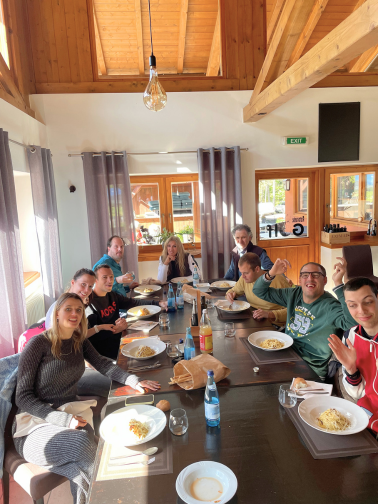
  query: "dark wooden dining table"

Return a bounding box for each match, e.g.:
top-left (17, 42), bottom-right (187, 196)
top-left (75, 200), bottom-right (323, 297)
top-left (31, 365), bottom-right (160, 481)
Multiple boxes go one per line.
top-left (88, 286), bottom-right (378, 504)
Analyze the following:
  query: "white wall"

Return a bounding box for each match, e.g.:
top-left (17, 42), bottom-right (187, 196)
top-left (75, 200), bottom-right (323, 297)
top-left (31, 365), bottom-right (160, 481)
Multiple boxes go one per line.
top-left (30, 88), bottom-right (378, 284)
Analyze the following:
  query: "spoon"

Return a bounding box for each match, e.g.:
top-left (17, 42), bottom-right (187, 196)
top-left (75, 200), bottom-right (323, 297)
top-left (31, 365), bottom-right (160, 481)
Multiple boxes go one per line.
top-left (109, 457), bottom-right (156, 467)
top-left (110, 447), bottom-right (158, 460)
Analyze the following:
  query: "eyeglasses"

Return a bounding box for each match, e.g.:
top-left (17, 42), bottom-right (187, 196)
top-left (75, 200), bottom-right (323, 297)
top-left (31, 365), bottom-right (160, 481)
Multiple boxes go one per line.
top-left (299, 272), bottom-right (325, 279)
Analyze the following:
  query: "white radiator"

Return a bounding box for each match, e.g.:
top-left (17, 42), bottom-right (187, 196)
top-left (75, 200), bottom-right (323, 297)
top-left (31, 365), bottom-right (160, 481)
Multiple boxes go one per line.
top-left (25, 276), bottom-right (45, 326)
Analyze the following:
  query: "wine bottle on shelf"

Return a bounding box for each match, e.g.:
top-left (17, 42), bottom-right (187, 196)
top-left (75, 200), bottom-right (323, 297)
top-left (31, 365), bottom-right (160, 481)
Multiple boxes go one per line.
top-left (367, 220), bottom-right (371, 236)
top-left (323, 225), bottom-right (329, 233)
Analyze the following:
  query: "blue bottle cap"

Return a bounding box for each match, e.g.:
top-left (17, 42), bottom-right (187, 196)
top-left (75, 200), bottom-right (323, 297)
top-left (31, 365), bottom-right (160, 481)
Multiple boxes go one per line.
top-left (207, 370), bottom-right (214, 376)
top-left (179, 339), bottom-right (183, 343)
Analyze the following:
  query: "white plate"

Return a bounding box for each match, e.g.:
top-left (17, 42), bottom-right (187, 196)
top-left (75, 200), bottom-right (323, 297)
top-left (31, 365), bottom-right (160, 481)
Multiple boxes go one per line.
top-left (289, 379), bottom-right (333, 399)
top-left (298, 396), bottom-right (369, 435)
top-left (134, 284), bottom-right (162, 296)
top-left (121, 337), bottom-right (166, 360)
top-left (210, 280), bottom-right (236, 290)
top-left (176, 461), bottom-right (238, 504)
top-left (171, 276), bottom-right (193, 284)
top-left (127, 305), bottom-right (161, 319)
top-left (195, 283), bottom-right (211, 292)
top-left (247, 330), bottom-right (293, 351)
top-left (216, 300), bottom-right (250, 313)
top-left (100, 405), bottom-right (167, 446)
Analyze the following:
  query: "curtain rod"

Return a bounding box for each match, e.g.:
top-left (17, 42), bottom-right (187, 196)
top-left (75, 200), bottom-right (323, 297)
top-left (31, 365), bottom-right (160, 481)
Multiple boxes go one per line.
top-left (68, 148), bottom-right (249, 158)
top-left (9, 138), bottom-right (36, 153)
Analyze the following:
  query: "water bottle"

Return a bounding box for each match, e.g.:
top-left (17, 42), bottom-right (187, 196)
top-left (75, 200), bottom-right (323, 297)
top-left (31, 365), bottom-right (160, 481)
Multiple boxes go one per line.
top-left (204, 370), bottom-right (220, 427)
top-left (176, 282), bottom-right (184, 310)
top-left (184, 327), bottom-right (196, 360)
top-left (193, 266), bottom-right (199, 288)
top-left (200, 309), bottom-right (213, 354)
top-left (167, 283), bottom-right (176, 313)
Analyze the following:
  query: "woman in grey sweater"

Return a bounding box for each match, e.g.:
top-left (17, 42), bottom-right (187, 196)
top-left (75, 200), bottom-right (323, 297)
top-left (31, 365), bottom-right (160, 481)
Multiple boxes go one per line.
top-left (13, 292), bottom-right (160, 504)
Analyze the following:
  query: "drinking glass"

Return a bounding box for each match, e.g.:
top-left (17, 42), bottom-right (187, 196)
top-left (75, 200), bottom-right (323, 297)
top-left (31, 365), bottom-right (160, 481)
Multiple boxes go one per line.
top-left (159, 313), bottom-right (170, 328)
top-left (166, 343), bottom-right (180, 358)
top-left (206, 298), bottom-right (215, 310)
top-left (224, 322), bottom-right (236, 338)
top-left (169, 408), bottom-right (189, 436)
top-left (125, 271), bottom-right (135, 285)
top-left (278, 384), bottom-right (297, 408)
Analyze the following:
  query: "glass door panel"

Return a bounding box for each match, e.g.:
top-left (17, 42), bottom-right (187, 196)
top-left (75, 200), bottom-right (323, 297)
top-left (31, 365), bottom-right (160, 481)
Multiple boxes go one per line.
top-left (131, 182), bottom-right (161, 245)
top-left (258, 178), bottom-right (308, 240)
top-left (170, 181), bottom-right (200, 242)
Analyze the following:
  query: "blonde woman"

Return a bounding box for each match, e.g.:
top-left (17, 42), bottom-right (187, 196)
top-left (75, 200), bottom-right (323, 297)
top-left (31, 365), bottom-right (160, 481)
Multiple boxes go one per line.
top-left (13, 293), bottom-right (159, 504)
top-left (157, 235), bottom-right (202, 282)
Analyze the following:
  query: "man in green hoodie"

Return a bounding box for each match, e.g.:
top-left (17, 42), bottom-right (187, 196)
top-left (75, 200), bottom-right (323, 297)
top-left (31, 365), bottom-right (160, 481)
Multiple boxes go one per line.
top-left (253, 258), bottom-right (356, 379)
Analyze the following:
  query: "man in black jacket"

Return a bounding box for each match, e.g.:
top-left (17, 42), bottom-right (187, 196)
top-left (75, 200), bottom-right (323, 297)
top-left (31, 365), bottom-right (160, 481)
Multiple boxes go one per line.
top-left (87, 264), bottom-right (166, 359)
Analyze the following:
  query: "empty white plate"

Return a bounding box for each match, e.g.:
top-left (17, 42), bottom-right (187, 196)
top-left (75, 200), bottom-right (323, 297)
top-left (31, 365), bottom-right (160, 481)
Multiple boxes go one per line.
top-left (176, 461), bottom-right (238, 504)
top-left (100, 405), bottom-right (166, 446)
top-left (298, 396), bottom-right (369, 435)
top-left (121, 337), bottom-right (166, 360)
top-left (127, 304), bottom-right (161, 319)
top-left (248, 331), bottom-right (293, 351)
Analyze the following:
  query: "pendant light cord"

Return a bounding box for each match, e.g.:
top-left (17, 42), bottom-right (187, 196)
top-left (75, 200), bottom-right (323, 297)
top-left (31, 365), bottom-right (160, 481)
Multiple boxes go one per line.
top-left (147, 0), bottom-right (154, 56)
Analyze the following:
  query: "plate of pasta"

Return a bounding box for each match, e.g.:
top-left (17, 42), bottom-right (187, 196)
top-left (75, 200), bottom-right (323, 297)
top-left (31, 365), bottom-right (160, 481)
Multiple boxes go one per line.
top-left (121, 337), bottom-right (166, 360)
top-left (100, 405), bottom-right (166, 446)
top-left (171, 276), bottom-right (193, 284)
top-left (216, 300), bottom-right (250, 313)
top-left (298, 396), bottom-right (369, 435)
top-left (248, 330), bottom-right (293, 351)
top-left (210, 280), bottom-right (236, 290)
top-left (127, 305), bottom-right (161, 319)
top-left (134, 284), bottom-right (162, 296)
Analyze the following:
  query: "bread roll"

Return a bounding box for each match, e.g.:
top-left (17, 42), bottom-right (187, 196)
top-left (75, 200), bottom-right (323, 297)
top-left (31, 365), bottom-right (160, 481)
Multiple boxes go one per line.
top-left (156, 400), bottom-right (170, 412)
top-left (293, 377), bottom-right (308, 389)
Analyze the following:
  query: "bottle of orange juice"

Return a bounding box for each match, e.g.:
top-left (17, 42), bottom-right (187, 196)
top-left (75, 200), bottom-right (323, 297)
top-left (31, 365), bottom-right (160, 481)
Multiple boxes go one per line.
top-left (199, 309), bottom-right (213, 354)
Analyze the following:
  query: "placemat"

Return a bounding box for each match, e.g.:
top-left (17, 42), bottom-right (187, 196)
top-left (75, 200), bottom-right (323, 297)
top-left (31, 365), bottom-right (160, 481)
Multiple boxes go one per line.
top-left (216, 307), bottom-right (254, 320)
top-left (96, 424), bottom-right (173, 481)
top-left (286, 402), bottom-right (378, 459)
top-left (239, 336), bottom-right (302, 364)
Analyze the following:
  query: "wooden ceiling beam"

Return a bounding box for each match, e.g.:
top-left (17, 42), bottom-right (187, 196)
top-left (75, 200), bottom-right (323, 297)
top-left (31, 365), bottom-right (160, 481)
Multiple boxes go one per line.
top-left (286, 0), bottom-right (329, 69)
top-left (206, 9), bottom-right (220, 76)
top-left (177, 0), bottom-right (189, 74)
top-left (0, 80), bottom-right (35, 118)
top-left (349, 43), bottom-right (378, 71)
top-left (346, 0), bottom-right (367, 70)
top-left (0, 51), bottom-right (27, 109)
top-left (134, 0), bottom-right (144, 75)
top-left (93, 9), bottom-right (107, 75)
top-left (243, 0), bottom-right (378, 122)
top-left (267, 0), bottom-right (285, 47)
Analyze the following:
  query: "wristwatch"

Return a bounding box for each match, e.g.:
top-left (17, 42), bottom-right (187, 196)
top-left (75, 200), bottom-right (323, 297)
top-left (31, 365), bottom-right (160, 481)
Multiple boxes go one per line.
top-left (265, 271), bottom-right (275, 280)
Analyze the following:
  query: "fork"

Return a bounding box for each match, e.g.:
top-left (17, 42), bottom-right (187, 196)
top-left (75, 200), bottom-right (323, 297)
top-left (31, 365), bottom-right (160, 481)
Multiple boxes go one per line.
top-left (127, 362), bottom-right (161, 372)
top-left (295, 390), bottom-right (328, 396)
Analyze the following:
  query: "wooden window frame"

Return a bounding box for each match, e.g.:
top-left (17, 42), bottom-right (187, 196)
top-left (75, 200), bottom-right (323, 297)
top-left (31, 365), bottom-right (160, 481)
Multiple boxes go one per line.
top-left (131, 174), bottom-right (201, 262)
top-left (324, 165), bottom-right (378, 228)
top-left (296, 179), bottom-right (308, 214)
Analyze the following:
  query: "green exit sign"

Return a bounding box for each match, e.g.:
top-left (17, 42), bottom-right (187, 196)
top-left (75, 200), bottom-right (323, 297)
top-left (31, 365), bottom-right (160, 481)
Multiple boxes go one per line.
top-left (282, 136), bottom-right (309, 145)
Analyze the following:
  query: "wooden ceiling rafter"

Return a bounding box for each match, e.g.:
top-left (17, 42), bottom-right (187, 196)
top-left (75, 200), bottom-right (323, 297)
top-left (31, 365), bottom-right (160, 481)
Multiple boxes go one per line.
top-left (177, 0), bottom-right (189, 74)
top-left (134, 0), bottom-right (145, 75)
top-left (93, 9), bottom-right (107, 75)
top-left (244, 0), bottom-right (378, 122)
top-left (266, 0), bottom-right (285, 47)
top-left (206, 9), bottom-right (220, 76)
top-left (350, 43), bottom-right (378, 71)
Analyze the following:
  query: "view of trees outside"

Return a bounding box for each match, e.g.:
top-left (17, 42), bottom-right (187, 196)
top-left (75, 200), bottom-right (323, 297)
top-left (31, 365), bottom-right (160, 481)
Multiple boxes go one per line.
top-left (258, 179), bottom-right (285, 207)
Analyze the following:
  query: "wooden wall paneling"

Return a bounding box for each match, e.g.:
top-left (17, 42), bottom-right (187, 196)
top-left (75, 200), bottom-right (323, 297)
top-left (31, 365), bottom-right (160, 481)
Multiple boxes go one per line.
top-left (312, 71), bottom-right (378, 87)
top-left (51, 0), bottom-right (72, 82)
top-left (26, 0), bottom-right (48, 83)
top-left (237, 0), bottom-right (247, 89)
top-left (250, 0), bottom-right (266, 88)
top-left (64, 0), bottom-right (81, 83)
top-left (74, 0), bottom-right (94, 82)
top-left (40, 0), bottom-right (60, 82)
top-left (296, 245), bottom-right (310, 280)
top-left (224, 0), bottom-right (239, 79)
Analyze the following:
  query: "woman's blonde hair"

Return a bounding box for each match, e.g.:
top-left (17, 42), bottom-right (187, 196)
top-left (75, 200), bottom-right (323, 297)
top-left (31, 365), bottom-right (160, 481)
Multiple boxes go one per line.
top-left (45, 292), bottom-right (87, 359)
top-left (161, 235), bottom-right (186, 276)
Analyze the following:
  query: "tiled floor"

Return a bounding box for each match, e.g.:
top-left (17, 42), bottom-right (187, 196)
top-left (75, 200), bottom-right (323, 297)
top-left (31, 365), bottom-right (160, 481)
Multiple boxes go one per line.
top-left (0, 476), bottom-right (73, 504)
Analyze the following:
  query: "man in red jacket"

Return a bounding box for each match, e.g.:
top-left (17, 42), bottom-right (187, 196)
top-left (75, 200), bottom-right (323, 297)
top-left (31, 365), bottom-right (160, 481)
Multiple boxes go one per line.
top-left (329, 258), bottom-right (378, 433)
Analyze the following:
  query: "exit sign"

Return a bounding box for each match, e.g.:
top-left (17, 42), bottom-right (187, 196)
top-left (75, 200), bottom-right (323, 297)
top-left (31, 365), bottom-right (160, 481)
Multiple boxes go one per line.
top-left (282, 136), bottom-right (309, 145)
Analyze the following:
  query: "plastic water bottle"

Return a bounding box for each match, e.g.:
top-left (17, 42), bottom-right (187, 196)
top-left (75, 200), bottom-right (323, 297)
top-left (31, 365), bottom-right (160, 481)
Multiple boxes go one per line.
top-left (176, 282), bottom-right (184, 310)
top-left (193, 267), bottom-right (199, 288)
top-left (167, 283), bottom-right (176, 313)
top-left (184, 327), bottom-right (196, 360)
top-left (204, 370), bottom-right (220, 427)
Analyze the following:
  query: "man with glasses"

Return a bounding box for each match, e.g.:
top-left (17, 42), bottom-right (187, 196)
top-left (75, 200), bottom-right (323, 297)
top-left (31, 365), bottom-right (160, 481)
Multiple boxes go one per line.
top-left (253, 259), bottom-right (356, 379)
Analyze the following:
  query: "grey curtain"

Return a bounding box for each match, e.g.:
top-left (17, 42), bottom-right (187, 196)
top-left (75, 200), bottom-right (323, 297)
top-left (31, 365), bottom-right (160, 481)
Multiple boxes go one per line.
top-left (83, 152), bottom-right (138, 281)
top-left (27, 147), bottom-right (63, 312)
top-left (0, 129), bottom-right (27, 356)
top-left (198, 147), bottom-right (243, 279)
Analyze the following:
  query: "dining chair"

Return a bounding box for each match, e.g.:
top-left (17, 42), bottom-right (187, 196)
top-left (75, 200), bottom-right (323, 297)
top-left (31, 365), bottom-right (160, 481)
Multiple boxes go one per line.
top-left (1, 395), bottom-right (106, 504)
top-left (342, 244), bottom-right (378, 288)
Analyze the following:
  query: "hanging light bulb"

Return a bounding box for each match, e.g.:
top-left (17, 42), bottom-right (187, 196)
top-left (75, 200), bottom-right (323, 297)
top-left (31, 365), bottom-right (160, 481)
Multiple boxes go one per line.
top-left (143, 0), bottom-right (167, 112)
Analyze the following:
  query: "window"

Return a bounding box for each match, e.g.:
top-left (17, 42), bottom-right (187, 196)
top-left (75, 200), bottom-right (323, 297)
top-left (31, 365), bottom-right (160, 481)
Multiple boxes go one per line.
top-left (257, 178), bottom-right (308, 240)
top-left (0, 0), bottom-right (9, 67)
top-left (329, 172), bottom-right (374, 222)
top-left (130, 174), bottom-right (200, 259)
